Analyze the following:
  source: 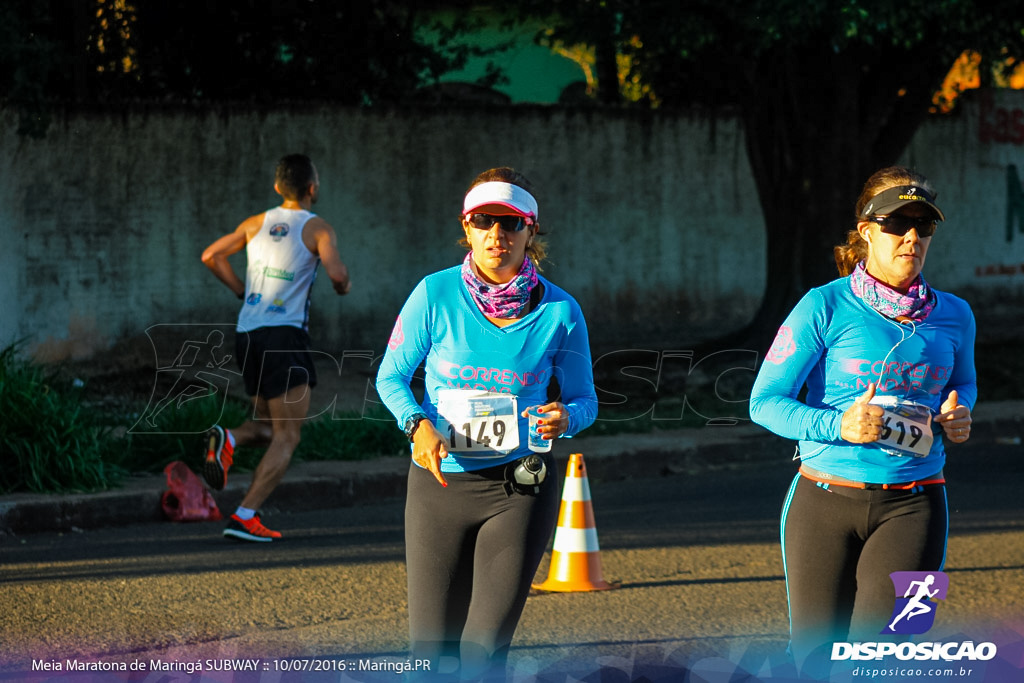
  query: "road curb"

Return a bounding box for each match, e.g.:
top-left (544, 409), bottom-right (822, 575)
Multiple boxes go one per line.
top-left (1, 405), bottom-right (1020, 536)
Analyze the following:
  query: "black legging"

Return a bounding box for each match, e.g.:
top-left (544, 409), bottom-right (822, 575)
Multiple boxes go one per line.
top-left (780, 474), bottom-right (948, 676)
top-left (404, 456), bottom-right (560, 680)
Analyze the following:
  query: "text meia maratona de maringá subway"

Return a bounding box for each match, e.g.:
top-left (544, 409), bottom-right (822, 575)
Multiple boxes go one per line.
top-left (31, 659), bottom-right (254, 674)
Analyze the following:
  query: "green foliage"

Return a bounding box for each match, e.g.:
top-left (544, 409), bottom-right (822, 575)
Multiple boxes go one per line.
top-left (0, 341), bottom-right (410, 493)
top-left (296, 410), bottom-right (409, 462)
top-left (516, 0), bottom-right (1024, 108)
top-left (0, 344), bottom-right (125, 494)
top-left (510, 0), bottom-right (1024, 337)
top-left (124, 395), bottom-right (407, 472)
top-left (123, 392), bottom-right (254, 473)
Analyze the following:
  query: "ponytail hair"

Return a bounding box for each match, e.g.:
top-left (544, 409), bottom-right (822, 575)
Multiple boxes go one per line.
top-left (834, 230), bottom-right (868, 277)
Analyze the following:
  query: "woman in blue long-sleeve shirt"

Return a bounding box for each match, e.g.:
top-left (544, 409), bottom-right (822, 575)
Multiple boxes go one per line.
top-left (376, 167), bottom-right (597, 680)
top-left (749, 166), bottom-right (976, 676)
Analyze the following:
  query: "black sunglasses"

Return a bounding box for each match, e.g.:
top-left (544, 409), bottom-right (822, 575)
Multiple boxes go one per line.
top-left (465, 213), bottom-right (531, 232)
top-left (871, 214), bottom-right (938, 238)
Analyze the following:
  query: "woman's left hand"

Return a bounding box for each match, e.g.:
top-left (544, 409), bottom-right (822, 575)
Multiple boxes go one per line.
top-left (936, 389), bottom-right (972, 444)
top-left (523, 402), bottom-right (569, 441)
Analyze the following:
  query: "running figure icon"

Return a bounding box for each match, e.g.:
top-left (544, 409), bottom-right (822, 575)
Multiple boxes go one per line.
top-left (888, 574), bottom-right (939, 631)
top-left (883, 570), bottom-right (949, 635)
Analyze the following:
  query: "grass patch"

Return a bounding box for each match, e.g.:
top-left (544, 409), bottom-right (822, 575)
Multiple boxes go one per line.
top-left (124, 393), bottom-right (408, 473)
top-left (0, 344), bottom-right (124, 494)
top-left (1, 341), bottom-right (411, 493)
top-left (123, 392), bottom-right (257, 473)
top-left (295, 410), bottom-right (409, 461)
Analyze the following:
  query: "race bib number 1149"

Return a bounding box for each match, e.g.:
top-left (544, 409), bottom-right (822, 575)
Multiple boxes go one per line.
top-left (435, 389), bottom-right (520, 456)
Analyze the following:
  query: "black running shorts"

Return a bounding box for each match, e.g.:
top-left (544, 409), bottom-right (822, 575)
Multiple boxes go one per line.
top-left (235, 326), bottom-right (318, 399)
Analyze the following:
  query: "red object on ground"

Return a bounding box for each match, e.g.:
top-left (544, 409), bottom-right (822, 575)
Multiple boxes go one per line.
top-left (161, 461), bottom-right (222, 522)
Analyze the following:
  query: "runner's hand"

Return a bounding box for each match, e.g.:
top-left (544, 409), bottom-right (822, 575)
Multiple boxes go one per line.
top-left (840, 383), bottom-right (885, 443)
top-left (936, 390), bottom-right (972, 444)
top-left (411, 421), bottom-right (449, 487)
top-left (522, 402), bottom-right (569, 440)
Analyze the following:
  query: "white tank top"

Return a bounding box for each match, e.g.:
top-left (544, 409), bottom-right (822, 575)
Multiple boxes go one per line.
top-left (236, 207), bottom-right (320, 332)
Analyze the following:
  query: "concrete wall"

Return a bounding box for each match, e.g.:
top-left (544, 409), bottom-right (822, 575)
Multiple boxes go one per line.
top-left (911, 89), bottom-right (1024, 326)
top-left (0, 104), bottom-right (765, 358)
top-left (2, 90), bottom-right (1022, 361)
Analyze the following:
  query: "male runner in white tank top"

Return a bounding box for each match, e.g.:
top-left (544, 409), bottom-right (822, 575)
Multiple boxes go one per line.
top-left (200, 154), bottom-right (351, 541)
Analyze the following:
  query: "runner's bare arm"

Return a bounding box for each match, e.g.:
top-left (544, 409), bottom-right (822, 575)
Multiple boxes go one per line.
top-left (201, 215), bottom-right (261, 298)
top-left (307, 218), bottom-right (351, 295)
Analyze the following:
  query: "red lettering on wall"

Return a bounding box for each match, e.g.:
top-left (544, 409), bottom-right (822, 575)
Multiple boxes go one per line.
top-left (979, 92), bottom-right (1024, 145)
top-left (975, 263), bottom-right (1024, 277)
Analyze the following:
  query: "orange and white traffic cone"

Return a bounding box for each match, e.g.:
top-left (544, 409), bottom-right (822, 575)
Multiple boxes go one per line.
top-left (532, 453), bottom-right (619, 592)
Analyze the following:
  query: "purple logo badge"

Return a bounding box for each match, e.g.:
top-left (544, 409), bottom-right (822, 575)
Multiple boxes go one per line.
top-left (882, 571), bottom-right (949, 635)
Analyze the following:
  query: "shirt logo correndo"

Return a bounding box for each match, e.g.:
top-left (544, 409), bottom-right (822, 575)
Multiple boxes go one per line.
top-left (765, 326), bottom-right (796, 365)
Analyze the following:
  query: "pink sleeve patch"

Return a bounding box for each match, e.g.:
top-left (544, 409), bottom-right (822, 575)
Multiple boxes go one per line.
top-left (765, 326), bottom-right (796, 365)
top-left (387, 315), bottom-right (405, 351)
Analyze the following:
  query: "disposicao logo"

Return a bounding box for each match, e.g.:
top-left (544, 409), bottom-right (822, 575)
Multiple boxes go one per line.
top-left (831, 571), bottom-right (998, 663)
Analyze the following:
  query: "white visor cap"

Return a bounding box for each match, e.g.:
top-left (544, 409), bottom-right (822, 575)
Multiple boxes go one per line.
top-left (463, 181), bottom-right (538, 220)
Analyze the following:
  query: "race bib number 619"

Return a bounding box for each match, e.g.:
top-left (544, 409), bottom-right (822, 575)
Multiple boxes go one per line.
top-left (870, 397), bottom-right (934, 458)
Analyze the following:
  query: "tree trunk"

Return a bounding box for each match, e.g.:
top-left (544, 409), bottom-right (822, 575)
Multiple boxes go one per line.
top-left (735, 41), bottom-right (950, 354)
top-left (594, 36), bottom-right (621, 104)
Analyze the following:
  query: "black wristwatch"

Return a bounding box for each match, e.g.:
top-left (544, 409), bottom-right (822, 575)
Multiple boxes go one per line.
top-left (404, 413), bottom-right (428, 442)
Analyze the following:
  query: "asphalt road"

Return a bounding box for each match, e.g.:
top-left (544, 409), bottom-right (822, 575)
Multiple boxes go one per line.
top-left (1, 435), bottom-right (1022, 681)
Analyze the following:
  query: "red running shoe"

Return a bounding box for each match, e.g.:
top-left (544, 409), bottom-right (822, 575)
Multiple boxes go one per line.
top-left (202, 425), bottom-right (234, 490)
top-left (223, 514), bottom-right (282, 542)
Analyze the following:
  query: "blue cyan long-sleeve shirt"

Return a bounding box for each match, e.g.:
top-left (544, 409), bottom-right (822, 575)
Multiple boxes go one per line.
top-left (376, 264), bottom-right (598, 473)
top-left (749, 277), bottom-right (977, 484)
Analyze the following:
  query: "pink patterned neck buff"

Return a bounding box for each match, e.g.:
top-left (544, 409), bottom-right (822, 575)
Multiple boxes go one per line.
top-left (849, 260), bottom-right (936, 321)
top-left (461, 252), bottom-right (538, 319)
